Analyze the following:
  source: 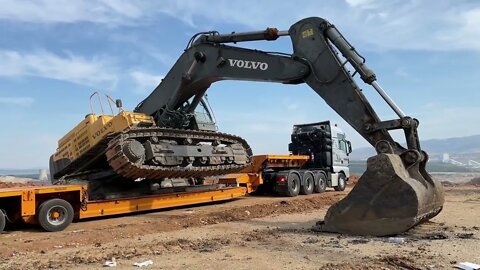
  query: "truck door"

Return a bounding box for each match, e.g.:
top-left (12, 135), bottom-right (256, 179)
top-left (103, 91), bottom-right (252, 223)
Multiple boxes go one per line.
top-left (332, 132), bottom-right (350, 171)
top-left (337, 134), bottom-right (349, 165)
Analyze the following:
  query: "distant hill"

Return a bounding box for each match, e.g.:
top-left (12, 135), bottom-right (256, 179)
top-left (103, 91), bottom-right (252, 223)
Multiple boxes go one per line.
top-left (0, 169), bottom-right (44, 178)
top-left (422, 134), bottom-right (480, 154)
top-left (350, 134), bottom-right (480, 162)
top-left (350, 160), bottom-right (480, 175)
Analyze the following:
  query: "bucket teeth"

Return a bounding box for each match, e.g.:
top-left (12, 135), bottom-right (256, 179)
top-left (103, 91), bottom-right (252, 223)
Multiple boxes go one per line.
top-left (316, 153), bottom-right (444, 236)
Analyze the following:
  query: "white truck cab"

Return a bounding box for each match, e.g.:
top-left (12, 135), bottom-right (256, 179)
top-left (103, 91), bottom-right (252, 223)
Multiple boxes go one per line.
top-left (289, 121), bottom-right (352, 191)
top-left (330, 123), bottom-right (352, 188)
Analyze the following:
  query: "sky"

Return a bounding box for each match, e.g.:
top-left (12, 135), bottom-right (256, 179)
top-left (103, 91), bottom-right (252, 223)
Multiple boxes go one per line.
top-left (0, 0), bottom-right (479, 169)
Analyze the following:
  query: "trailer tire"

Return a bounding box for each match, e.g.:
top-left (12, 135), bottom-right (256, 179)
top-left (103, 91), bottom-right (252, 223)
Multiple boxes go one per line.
top-left (252, 184), bottom-right (266, 195)
top-left (283, 173), bottom-right (300, 197)
top-left (314, 173), bottom-right (327, 193)
top-left (0, 210), bottom-right (6, 232)
top-left (334, 173), bottom-right (346, 191)
top-left (38, 199), bottom-right (74, 232)
top-left (300, 172), bottom-right (314, 195)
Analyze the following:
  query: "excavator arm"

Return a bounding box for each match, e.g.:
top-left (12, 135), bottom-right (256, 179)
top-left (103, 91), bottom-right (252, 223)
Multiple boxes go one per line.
top-left (133, 17), bottom-right (444, 236)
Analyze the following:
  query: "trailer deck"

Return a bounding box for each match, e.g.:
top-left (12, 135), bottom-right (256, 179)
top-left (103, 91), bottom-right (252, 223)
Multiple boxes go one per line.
top-left (0, 184), bottom-right (246, 232)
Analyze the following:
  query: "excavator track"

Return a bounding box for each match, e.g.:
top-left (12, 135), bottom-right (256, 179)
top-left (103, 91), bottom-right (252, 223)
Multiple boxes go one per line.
top-left (105, 127), bottom-right (252, 179)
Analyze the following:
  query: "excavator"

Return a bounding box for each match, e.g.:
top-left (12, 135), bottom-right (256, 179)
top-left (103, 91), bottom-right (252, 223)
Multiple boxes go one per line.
top-left (49, 17), bottom-right (444, 236)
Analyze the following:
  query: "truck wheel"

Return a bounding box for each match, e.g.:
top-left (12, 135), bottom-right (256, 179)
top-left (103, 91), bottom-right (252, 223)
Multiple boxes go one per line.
top-left (334, 173), bottom-right (346, 191)
top-left (284, 173), bottom-right (300, 197)
top-left (0, 210), bottom-right (6, 232)
top-left (300, 172), bottom-right (314, 195)
top-left (38, 199), bottom-right (74, 232)
top-left (252, 184), bottom-right (266, 195)
top-left (314, 173), bottom-right (327, 193)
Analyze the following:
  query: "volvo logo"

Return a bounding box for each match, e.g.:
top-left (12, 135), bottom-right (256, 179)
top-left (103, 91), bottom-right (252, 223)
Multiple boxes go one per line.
top-left (92, 121), bottom-right (113, 140)
top-left (228, 59), bottom-right (268, 70)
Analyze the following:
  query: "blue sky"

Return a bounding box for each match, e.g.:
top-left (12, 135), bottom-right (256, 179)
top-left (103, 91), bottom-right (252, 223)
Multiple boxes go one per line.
top-left (0, 0), bottom-right (479, 169)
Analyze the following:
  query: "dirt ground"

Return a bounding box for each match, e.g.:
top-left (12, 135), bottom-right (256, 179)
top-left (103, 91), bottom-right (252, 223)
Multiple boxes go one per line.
top-left (0, 177), bottom-right (46, 189)
top-left (0, 178), bottom-right (479, 269)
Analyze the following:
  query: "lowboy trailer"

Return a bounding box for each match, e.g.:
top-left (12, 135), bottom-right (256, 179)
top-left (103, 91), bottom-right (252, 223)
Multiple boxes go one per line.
top-left (0, 184), bottom-right (246, 232)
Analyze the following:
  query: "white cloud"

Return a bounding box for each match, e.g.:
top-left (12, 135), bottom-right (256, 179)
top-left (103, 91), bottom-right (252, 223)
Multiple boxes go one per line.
top-left (281, 97), bottom-right (299, 111)
top-left (108, 33), bottom-right (176, 67)
top-left (0, 0), bottom-right (143, 25)
top-left (130, 70), bottom-right (164, 94)
top-left (1, 1), bottom-right (478, 52)
top-left (393, 67), bottom-right (420, 83)
top-left (438, 8), bottom-right (480, 50)
top-left (0, 97), bottom-right (34, 107)
top-left (345, 0), bottom-right (376, 8)
top-left (1, 1), bottom-right (479, 52)
top-left (140, 1), bottom-right (480, 52)
top-left (0, 50), bottom-right (118, 88)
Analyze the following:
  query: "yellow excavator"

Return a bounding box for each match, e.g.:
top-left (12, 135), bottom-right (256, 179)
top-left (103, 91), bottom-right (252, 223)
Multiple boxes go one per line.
top-left (50, 17), bottom-right (444, 236)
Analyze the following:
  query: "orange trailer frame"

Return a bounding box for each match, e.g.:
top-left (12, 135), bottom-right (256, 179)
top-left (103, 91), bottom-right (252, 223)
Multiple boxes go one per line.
top-left (219, 155), bottom-right (310, 192)
top-left (0, 184), bottom-right (246, 232)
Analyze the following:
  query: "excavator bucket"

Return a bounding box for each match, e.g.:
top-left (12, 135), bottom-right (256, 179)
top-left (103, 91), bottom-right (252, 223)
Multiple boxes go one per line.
top-left (317, 153), bottom-right (445, 236)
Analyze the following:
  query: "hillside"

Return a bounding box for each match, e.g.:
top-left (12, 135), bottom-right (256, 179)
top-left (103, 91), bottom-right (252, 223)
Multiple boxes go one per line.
top-left (350, 134), bottom-right (480, 162)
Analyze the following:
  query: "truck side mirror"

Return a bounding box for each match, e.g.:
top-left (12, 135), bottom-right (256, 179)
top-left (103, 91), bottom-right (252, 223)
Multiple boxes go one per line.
top-left (347, 141), bottom-right (352, 155)
top-left (115, 99), bottom-right (123, 108)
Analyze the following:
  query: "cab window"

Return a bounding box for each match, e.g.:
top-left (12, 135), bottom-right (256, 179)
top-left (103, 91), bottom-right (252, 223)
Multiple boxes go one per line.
top-left (338, 140), bottom-right (346, 152)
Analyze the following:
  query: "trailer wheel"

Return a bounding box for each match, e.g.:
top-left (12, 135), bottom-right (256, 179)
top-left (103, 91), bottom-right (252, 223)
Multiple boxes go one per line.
top-left (334, 173), bottom-right (346, 191)
top-left (38, 199), bottom-right (74, 232)
top-left (283, 173), bottom-right (300, 197)
top-left (0, 210), bottom-right (6, 232)
top-left (314, 173), bottom-right (327, 193)
top-left (300, 172), bottom-right (314, 195)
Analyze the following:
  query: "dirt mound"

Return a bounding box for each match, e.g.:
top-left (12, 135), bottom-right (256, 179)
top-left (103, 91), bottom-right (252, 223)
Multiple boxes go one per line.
top-left (0, 180), bottom-right (46, 189)
top-left (164, 194), bottom-right (340, 230)
top-left (323, 255), bottom-right (421, 270)
top-left (468, 177), bottom-right (480, 186)
top-left (441, 181), bottom-right (457, 187)
top-left (347, 175), bottom-right (360, 185)
top-left (441, 177), bottom-right (480, 187)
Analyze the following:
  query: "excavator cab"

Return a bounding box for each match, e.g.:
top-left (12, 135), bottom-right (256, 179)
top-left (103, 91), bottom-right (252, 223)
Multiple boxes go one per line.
top-left (190, 97), bottom-right (218, 131)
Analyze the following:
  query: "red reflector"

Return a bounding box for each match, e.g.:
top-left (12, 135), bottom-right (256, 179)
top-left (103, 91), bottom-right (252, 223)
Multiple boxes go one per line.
top-left (276, 176), bottom-right (286, 182)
